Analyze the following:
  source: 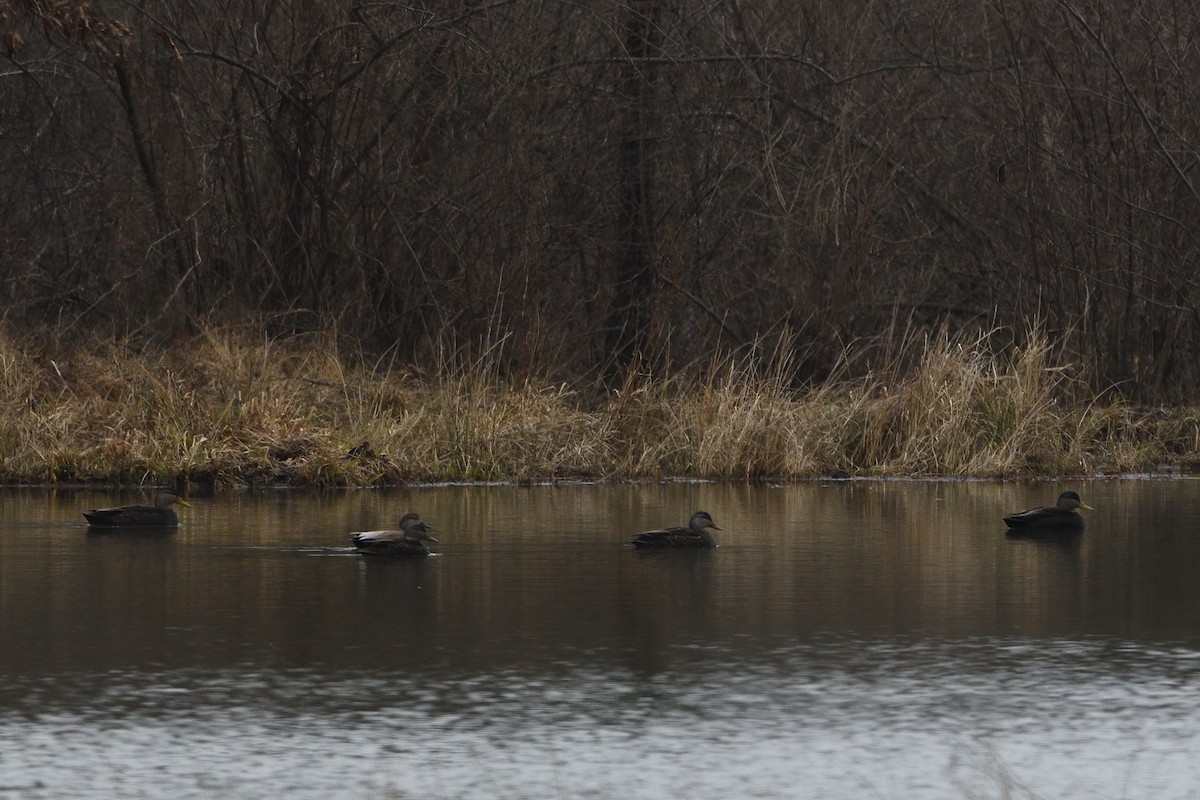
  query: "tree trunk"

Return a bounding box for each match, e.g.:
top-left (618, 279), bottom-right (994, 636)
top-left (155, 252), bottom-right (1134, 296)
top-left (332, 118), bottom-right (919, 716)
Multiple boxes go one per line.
top-left (604, 0), bottom-right (662, 378)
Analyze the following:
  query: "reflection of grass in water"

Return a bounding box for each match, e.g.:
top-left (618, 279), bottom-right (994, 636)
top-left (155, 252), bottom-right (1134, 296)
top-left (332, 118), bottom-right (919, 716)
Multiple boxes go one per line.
top-left (0, 325), bottom-right (1191, 485)
top-left (952, 741), bottom-right (1043, 800)
top-left (951, 738), bottom-right (1145, 800)
top-left (347, 738), bottom-right (1141, 800)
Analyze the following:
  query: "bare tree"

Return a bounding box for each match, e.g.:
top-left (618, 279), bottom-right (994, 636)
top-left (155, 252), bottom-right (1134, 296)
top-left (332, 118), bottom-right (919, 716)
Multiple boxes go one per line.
top-left (4, 0), bottom-right (1200, 399)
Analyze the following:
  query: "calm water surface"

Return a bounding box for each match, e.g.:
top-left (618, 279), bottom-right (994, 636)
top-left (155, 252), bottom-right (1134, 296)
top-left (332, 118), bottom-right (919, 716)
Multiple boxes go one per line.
top-left (2, 480), bottom-right (1200, 799)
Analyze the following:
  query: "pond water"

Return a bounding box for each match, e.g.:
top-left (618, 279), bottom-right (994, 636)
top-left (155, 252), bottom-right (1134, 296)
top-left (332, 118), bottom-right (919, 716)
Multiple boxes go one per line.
top-left (2, 480), bottom-right (1200, 799)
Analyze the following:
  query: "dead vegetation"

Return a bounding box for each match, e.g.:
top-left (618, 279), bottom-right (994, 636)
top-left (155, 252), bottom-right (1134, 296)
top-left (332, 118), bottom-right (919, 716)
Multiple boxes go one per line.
top-left (0, 326), bottom-right (1192, 486)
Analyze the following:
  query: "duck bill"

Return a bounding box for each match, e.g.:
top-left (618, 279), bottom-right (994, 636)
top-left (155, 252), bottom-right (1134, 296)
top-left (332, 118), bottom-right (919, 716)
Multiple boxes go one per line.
top-left (176, 497), bottom-right (193, 507)
top-left (1079, 502), bottom-right (1094, 511)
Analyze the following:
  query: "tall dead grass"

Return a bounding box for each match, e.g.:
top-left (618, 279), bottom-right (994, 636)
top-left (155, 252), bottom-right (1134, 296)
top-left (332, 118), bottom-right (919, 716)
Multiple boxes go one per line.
top-left (0, 325), bottom-right (1190, 486)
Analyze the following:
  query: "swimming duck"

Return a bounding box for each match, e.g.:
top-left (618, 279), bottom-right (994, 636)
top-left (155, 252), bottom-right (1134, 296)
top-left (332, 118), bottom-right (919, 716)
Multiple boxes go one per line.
top-left (83, 490), bottom-right (192, 527)
top-left (350, 512), bottom-right (439, 556)
top-left (1003, 491), bottom-right (1093, 530)
top-left (631, 511), bottom-right (723, 548)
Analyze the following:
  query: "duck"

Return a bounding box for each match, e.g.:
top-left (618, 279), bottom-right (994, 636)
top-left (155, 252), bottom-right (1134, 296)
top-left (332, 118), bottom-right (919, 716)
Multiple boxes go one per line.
top-left (350, 512), bottom-right (439, 556)
top-left (1003, 491), bottom-right (1093, 531)
top-left (631, 511), bottom-right (723, 548)
top-left (83, 490), bottom-right (192, 527)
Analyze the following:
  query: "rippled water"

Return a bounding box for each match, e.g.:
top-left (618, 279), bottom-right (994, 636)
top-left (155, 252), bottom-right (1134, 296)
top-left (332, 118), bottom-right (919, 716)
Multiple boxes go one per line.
top-left (2, 480), bottom-right (1200, 798)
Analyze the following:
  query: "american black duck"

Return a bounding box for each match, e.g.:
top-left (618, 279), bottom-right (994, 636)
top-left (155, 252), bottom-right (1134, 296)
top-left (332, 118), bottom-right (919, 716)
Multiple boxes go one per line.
top-left (83, 490), bottom-right (192, 527)
top-left (631, 511), bottom-right (723, 548)
top-left (1003, 491), bottom-right (1092, 531)
top-left (350, 512), bottom-right (439, 557)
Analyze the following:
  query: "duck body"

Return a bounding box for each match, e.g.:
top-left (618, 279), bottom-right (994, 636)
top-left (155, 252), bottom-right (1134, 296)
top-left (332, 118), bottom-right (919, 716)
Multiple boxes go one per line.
top-left (1003, 491), bottom-right (1092, 531)
top-left (351, 513), bottom-right (438, 557)
top-left (631, 511), bottom-right (722, 549)
top-left (83, 490), bottom-right (191, 527)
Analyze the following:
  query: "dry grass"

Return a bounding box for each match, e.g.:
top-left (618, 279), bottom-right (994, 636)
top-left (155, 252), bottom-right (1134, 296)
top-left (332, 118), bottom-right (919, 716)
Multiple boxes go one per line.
top-left (0, 325), bottom-right (1192, 486)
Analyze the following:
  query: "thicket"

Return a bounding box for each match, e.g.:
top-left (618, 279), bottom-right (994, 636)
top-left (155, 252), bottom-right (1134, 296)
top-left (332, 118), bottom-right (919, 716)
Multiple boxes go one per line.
top-left (3, 1), bottom-right (1200, 402)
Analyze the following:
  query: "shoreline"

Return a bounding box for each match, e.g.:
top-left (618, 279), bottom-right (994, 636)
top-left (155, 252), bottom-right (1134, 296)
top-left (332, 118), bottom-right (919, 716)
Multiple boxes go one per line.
top-left (3, 470), bottom-right (1196, 494)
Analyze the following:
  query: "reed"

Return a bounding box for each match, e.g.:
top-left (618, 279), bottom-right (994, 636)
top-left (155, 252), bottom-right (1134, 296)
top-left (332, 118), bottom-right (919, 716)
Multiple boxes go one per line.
top-left (0, 325), bottom-right (1192, 486)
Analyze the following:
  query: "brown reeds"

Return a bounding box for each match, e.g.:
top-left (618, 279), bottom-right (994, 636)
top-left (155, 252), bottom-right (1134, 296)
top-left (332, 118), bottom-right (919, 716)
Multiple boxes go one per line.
top-left (0, 325), bottom-right (1192, 487)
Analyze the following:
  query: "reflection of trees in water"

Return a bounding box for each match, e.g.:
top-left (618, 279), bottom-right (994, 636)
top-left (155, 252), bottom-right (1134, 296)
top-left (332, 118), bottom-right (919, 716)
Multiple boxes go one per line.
top-left (5, 481), bottom-right (1200, 684)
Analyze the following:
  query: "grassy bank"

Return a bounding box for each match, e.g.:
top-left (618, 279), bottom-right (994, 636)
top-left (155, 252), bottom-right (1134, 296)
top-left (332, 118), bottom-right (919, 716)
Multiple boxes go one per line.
top-left (0, 326), bottom-right (1196, 487)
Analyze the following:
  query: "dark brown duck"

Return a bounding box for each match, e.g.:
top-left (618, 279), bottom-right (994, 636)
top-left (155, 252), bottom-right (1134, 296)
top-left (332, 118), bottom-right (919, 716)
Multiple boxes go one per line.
top-left (631, 511), bottom-right (723, 548)
top-left (350, 512), bottom-right (439, 556)
top-left (83, 490), bottom-right (192, 527)
top-left (1003, 491), bottom-right (1093, 531)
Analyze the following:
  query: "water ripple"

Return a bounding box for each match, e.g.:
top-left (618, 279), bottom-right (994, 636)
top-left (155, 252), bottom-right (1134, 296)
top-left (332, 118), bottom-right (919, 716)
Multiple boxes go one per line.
top-left (2, 636), bottom-right (1199, 799)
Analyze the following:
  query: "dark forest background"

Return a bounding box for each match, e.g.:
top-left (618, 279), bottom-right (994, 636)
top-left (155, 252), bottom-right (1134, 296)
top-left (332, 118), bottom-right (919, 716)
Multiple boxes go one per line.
top-left (3, 1), bottom-right (1199, 401)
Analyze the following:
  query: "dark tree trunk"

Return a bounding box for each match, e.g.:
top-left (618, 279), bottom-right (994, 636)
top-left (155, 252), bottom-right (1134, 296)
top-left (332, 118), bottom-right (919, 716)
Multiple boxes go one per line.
top-left (115, 59), bottom-right (196, 333)
top-left (605, 0), bottom-right (662, 378)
